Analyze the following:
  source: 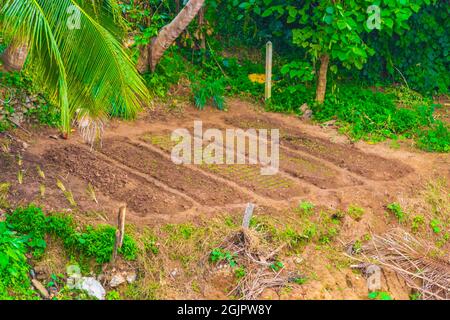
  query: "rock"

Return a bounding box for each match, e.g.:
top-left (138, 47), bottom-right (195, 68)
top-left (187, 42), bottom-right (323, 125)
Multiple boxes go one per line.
top-left (22, 142), bottom-right (29, 149)
top-left (302, 109), bottom-right (313, 120)
top-left (126, 272), bottom-right (137, 284)
top-left (74, 277), bottom-right (106, 300)
top-left (300, 103), bottom-right (309, 113)
top-left (170, 268), bottom-right (179, 278)
top-left (294, 256), bottom-right (304, 264)
top-left (31, 279), bottom-right (50, 299)
top-left (109, 274), bottom-right (126, 288)
top-left (300, 103), bottom-right (313, 120)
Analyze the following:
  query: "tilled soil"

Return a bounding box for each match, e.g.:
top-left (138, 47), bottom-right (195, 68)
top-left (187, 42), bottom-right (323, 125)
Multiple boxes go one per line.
top-left (1, 97), bottom-right (449, 300)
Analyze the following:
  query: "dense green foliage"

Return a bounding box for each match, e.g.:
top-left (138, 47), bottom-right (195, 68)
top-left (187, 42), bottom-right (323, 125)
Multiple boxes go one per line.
top-left (0, 221), bottom-right (37, 299)
top-left (1, 204), bottom-right (139, 299)
top-left (6, 205), bottom-right (138, 263)
top-left (1, 1), bottom-right (448, 152)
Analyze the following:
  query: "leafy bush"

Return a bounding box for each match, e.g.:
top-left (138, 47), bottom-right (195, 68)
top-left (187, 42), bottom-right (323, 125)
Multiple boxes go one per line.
top-left (0, 222), bottom-right (36, 299)
top-left (6, 205), bottom-right (48, 257)
top-left (5, 205), bottom-right (138, 264)
top-left (310, 85), bottom-right (449, 152)
top-left (416, 121), bottom-right (450, 152)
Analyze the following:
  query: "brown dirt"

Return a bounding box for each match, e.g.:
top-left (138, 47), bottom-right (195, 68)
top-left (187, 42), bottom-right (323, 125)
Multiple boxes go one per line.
top-left (224, 114), bottom-right (413, 181)
top-left (1, 97), bottom-right (449, 300)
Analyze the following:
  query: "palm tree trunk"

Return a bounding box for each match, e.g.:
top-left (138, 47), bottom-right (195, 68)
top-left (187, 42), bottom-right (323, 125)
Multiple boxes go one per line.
top-left (150, 0), bottom-right (205, 71)
top-left (2, 42), bottom-right (28, 72)
top-left (315, 54), bottom-right (330, 104)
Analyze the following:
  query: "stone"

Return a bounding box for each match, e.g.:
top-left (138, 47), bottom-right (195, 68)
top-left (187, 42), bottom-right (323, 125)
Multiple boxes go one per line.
top-left (302, 109), bottom-right (313, 120)
top-left (31, 279), bottom-right (50, 299)
top-left (300, 103), bottom-right (309, 113)
top-left (126, 272), bottom-right (137, 284)
top-left (74, 277), bottom-right (106, 300)
top-left (109, 274), bottom-right (126, 288)
top-left (170, 268), bottom-right (179, 278)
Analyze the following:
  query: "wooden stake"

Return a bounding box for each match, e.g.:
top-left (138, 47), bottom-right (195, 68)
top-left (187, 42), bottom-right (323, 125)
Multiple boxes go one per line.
top-left (242, 203), bottom-right (255, 229)
top-left (265, 41), bottom-right (273, 101)
top-left (112, 205), bottom-right (127, 263)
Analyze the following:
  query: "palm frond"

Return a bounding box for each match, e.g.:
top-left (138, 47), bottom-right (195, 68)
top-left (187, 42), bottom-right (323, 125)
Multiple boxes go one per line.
top-left (0, 0), bottom-right (149, 137)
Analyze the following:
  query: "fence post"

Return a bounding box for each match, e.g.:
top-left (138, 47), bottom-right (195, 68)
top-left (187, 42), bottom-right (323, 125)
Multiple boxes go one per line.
top-left (265, 41), bottom-right (273, 101)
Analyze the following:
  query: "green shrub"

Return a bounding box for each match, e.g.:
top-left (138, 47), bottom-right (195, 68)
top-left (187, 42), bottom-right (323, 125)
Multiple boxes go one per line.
top-left (0, 222), bottom-right (37, 299)
top-left (5, 205), bottom-right (138, 264)
top-left (6, 205), bottom-right (48, 257)
top-left (416, 121), bottom-right (450, 152)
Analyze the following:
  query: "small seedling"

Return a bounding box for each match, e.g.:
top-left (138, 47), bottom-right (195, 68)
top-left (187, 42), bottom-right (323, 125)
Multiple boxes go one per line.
top-left (269, 261), bottom-right (284, 272)
top-left (17, 154), bottom-right (23, 167)
top-left (210, 248), bottom-right (237, 267)
top-left (86, 183), bottom-right (98, 204)
top-left (56, 179), bottom-right (76, 206)
top-left (36, 166), bottom-right (45, 179)
top-left (292, 277), bottom-right (308, 285)
top-left (39, 184), bottom-right (46, 198)
top-left (430, 219), bottom-right (442, 234)
top-left (409, 292), bottom-right (421, 300)
top-left (234, 266), bottom-right (246, 279)
top-left (348, 205), bottom-right (365, 221)
top-left (368, 291), bottom-right (393, 300)
top-left (297, 201), bottom-right (315, 216)
top-left (411, 215), bottom-right (425, 233)
top-left (17, 170), bottom-right (24, 184)
top-left (56, 179), bottom-right (66, 192)
top-left (387, 203), bottom-right (406, 222)
top-left (64, 191), bottom-right (77, 207)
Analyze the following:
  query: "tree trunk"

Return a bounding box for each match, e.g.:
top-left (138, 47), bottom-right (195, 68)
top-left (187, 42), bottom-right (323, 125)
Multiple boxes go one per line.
top-left (315, 54), bottom-right (330, 104)
top-left (2, 42), bottom-right (28, 72)
top-left (198, 7), bottom-right (206, 50)
top-left (150, 0), bottom-right (205, 71)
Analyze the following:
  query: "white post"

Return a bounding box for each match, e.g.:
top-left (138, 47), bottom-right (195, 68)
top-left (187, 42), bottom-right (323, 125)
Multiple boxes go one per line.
top-left (265, 41), bottom-right (273, 101)
top-left (242, 203), bottom-right (255, 229)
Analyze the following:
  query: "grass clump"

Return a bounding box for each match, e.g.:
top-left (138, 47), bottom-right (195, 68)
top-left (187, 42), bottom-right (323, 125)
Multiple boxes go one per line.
top-left (0, 182), bottom-right (11, 208)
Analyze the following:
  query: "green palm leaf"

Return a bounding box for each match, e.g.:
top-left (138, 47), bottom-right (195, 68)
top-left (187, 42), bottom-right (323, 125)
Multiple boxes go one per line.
top-left (0, 0), bottom-right (149, 137)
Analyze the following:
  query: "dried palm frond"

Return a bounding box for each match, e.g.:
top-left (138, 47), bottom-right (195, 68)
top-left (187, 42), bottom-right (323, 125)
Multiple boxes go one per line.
top-left (210, 228), bottom-right (294, 300)
top-left (357, 228), bottom-right (450, 300)
top-left (77, 113), bottom-right (105, 149)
